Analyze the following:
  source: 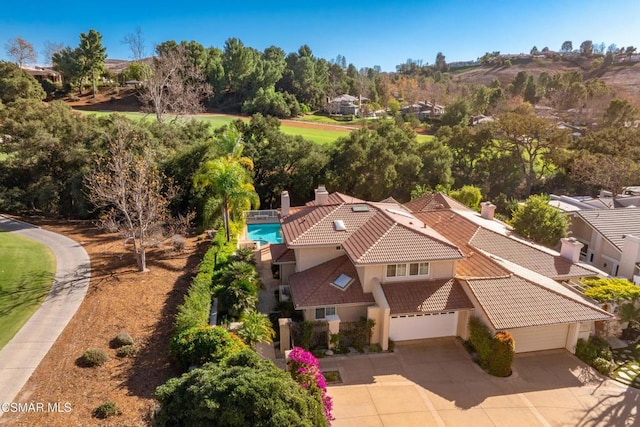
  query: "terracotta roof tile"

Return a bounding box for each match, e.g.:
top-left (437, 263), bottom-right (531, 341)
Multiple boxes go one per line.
top-left (305, 192), bottom-right (365, 206)
top-left (288, 256), bottom-right (375, 308)
top-left (269, 244), bottom-right (296, 264)
top-left (404, 192), bottom-right (472, 213)
top-left (463, 275), bottom-right (613, 329)
top-left (382, 279), bottom-right (474, 315)
top-left (469, 228), bottom-right (596, 279)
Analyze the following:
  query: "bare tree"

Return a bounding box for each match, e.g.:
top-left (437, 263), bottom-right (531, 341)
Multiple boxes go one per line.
top-left (122, 27), bottom-right (146, 61)
top-left (85, 119), bottom-right (178, 272)
top-left (42, 41), bottom-right (63, 66)
top-left (5, 37), bottom-right (37, 67)
top-left (139, 44), bottom-right (212, 122)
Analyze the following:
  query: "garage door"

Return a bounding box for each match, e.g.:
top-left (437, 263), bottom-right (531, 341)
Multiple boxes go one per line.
top-left (389, 311), bottom-right (458, 341)
top-left (507, 324), bottom-right (570, 353)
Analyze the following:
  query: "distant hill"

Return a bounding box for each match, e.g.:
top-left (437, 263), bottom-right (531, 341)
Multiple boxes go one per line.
top-left (451, 57), bottom-right (640, 100)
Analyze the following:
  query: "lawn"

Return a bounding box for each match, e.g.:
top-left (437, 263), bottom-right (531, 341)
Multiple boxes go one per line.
top-left (0, 232), bottom-right (56, 349)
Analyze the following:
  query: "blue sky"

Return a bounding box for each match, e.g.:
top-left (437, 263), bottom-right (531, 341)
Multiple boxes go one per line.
top-left (2, 0), bottom-right (639, 71)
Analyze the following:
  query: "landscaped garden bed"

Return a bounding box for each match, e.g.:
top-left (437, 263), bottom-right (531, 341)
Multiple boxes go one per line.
top-left (611, 342), bottom-right (640, 388)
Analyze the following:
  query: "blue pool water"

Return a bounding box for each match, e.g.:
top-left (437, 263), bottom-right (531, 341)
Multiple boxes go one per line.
top-left (247, 223), bottom-right (283, 244)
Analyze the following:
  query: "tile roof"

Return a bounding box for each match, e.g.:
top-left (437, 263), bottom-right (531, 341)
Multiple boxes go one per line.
top-left (463, 275), bottom-right (613, 329)
top-left (288, 255), bottom-right (375, 308)
top-left (382, 279), bottom-right (474, 315)
top-left (403, 192), bottom-right (472, 213)
top-left (577, 208), bottom-right (640, 251)
top-left (469, 228), bottom-right (596, 279)
top-left (269, 243), bottom-right (296, 264)
top-left (305, 192), bottom-right (364, 206)
top-left (413, 210), bottom-right (509, 279)
top-left (281, 201), bottom-right (463, 264)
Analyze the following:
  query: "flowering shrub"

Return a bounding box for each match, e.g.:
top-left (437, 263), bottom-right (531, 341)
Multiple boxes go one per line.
top-left (288, 347), bottom-right (334, 425)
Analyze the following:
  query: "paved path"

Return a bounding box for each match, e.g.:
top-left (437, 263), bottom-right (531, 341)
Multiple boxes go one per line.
top-left (0, 216), bottom-right (90, 411)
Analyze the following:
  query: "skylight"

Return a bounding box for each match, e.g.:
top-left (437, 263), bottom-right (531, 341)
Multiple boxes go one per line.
top-left (332, 273), bottom-right (354, 290)
top-left (386, 208), bottom-right (414, 218)
top-left (334, 220), bottom-right (346, 231)
top-left (351, 205), bottom-right (370, 212)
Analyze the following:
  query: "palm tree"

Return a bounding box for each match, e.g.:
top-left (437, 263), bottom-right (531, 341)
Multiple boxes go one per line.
top-left (221, 261), bottom-right (261, 290)
top-left (617, 303), bottom-right (640, 340)
top-left (218, 279), bottom-right (259, 319)
top-left (237, 310), bottom-right (276, 349)
top-left (194, 157), bottom-right (259, 241)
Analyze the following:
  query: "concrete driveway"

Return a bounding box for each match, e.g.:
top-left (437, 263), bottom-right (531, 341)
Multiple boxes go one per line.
top-left (320, 338), bottom-right (639, 426)
top-left (0, 216), bottom-right (90, 409)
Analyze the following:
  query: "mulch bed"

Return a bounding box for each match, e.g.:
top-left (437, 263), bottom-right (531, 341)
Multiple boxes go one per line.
top-left (1, 218), bottom-right (207, 426)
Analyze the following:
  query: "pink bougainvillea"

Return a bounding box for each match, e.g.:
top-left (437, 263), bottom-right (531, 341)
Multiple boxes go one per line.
top-left (288, 347), bottom-right (334, 424)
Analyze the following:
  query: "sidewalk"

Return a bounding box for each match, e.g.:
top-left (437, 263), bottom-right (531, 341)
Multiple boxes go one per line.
top-left (0, 216), bottom-right (90, 412)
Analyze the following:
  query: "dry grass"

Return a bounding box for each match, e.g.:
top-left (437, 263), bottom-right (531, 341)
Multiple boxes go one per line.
top-left (1, 219), bottom-right (207, 426)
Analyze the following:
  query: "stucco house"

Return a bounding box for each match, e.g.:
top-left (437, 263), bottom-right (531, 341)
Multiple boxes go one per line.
top-left (271, 188), bottom-right (613, 353)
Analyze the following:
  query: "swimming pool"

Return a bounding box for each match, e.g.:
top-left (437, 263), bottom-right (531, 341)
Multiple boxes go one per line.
top-left (247, 223), bottom-right (283, 244)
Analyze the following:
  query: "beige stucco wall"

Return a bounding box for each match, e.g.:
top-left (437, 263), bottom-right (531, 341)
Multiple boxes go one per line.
top-left (280, 263), bottom-right (296, 285)
top-left (294, 246), bottom-right (345, 271)
top-left (367, 306), bottom-right (383, 345)
top-left (302, 304), bottom-right (369, 322)
top-left (456, 310), bottom-right (472, 339)
top-left (371, 281), bottom-right (391, 351)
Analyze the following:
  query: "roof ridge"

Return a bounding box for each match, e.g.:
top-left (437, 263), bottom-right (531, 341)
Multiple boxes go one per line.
top-left (353, 222), bottom-right (397, 263)
top-left (291, 203), bottom-right (344, 245)
top-left (394, 220), bottom-right (462, 253)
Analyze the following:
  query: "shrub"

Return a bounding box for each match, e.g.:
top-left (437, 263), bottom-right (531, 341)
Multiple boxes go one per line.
top-left (168, 234), bottom-right (186, 252)
top-left (488, 331), bottom-right (515, 377)
top-left (81, 348), bottom-right (108, 367)
top-left (388, 339), bottom-right (396, 352)
top-left (92, 401), bottom-right (122, 419)
top-left (449, 185), bottom-right (482, 210)
top-left (468, 316), bottom-right (493, 369)
top-left (116, 344), bottom-right (138, 358)
top-left (170, 325), bottom-right (247, 369)
top-left (111, 332), bottom-right (134, 348)
top-left (288, 347), bottom-right (334, 424)
top-left (297, 321), bottom-right (315, 350)
top-left (369, 343), bottom-right (381, 353)
top-left (576, 336), bottom-right (612, 364)
top-left (592, 357), bottom-right (614, 375)
top-left (155, 351), bottom-right (326, 427)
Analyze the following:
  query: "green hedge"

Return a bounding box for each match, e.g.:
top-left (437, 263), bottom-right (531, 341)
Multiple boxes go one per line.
top-left (468, 317), bottom-right (515, 377)
top-left (575, 336), bottom-right (613, 367)
top-left (468, 316), bottom-right (493, 370)
top-left (170, 325), bottom-right (247, 368)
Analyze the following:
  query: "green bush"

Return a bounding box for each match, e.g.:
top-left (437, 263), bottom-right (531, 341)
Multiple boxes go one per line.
top-left (111, 332), bottom-right (134, 348)
top-left (91, 401), bottom-right (122, 419)
top-left (575, 336), bottom-right (612, 365)
top-left (154, 351), bottom-right (327, 427)
top-left (592, 357), bottom-right (614, 375)
top-left (488, 331), bottom-right (515, 377)
top-left (81, 348), bottom-right (108, 367)
top-left (170, 325), bottom-right (247, 369)
top-left (468, 316), bottom-right (494, 369)
top-left (116, 344), bottom-right (138, 358)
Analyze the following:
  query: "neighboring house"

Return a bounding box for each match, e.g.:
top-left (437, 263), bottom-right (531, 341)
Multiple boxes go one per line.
top-left (469, 115), bottom-right (494, 126)
top-left (570, 208), bottom-right (640, 280)
top-left (400, 101), bottom-right (445, 121)
top-left (271, 187), bottom-right (612, 354)
top-left (21, 66), bottom-right (62, 84)
top-left (325, 94), bottom-right (367, 116)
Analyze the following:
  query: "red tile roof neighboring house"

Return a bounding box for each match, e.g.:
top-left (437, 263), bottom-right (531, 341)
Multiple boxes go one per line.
top-left (269, 243), bottom-right (296, 264)
top-left (463, 275), bottom-right (612, 329)
top-left (288, 255), bottom-right (375, 309)
top-left (382, 279), bottom-right (474, 315)
top-left (403, 192), bottom-right (471, 213)
top-left (305, 192), bottom-right (365, 206)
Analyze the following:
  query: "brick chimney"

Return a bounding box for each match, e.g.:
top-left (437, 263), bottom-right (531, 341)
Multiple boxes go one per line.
top-left (619, 234), bottom-right (640, 279)
top-left (480, 202), bottom-right (496, 220)
top-left (315, 185), bottom-right (329, 206)
top-left (281, 191), bottom-right (290, 216)
top-left (560, 237), bottom-right (583, 263)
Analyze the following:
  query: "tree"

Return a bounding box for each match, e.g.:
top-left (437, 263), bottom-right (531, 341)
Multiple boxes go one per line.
top-left (78, 29), bottom-right (107, 98)
top-left (509, 194), bottom-right (569, 247)
top-left (571, 153), bottom-right (640, 199)
top-left (52, 47), bottom-right (83, 92)
top-left (122, 26), bottom-right (145, 61)
top-left (580, 40), bottom-right (594, 56)
top-left (530, 46), bottom-right (539, 55)
top-left (194, 156), bottom-right (259, 241)
top-left (237, 310), bottom-right (276, 348)
top-left (602, 98), bottom-right (637, 127)
top-left (41, 41), bottom-right (63, 66)
top-left (85, 118), bottom-right (177, 272)
top-left (449, 185), bottom-right (482, 210)
top-left (435, 52), bottom-right (448, 72)
top-left (617, 303), bottom-right (640, 339)
top-left (4, 37), bottom-right (37, 67)
top-left (561, 41), bottom-right (573, 52)
top-left (140, 44), bottom-right (212, 122)
top-left (440, 97), bottom-right (471, 127)
top-left (154, 350), bottom-right (327, 427)
top-left (580, 278), bottom-right (640, 303)
top-left (0, 61), bottom-right (45, 103)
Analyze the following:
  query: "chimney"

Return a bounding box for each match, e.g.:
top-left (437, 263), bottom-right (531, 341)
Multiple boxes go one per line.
top-left (480, 202), bottom-right (496, 220)
top-left (619, 234), bottom-right (640, 279)
top-left (560, 237), bottom-right (583, 263)
top-left (315, 185), bottom-right (329, 206)
top-left (281, 191), bottom-right (290, 216)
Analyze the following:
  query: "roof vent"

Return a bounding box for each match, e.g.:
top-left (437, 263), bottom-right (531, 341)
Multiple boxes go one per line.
top-left (334, 220), bottom-right (346, 231)
top-left (352, 205), bottom-right (370, 212)
top-left (332, 273), bottom-right (354, 290)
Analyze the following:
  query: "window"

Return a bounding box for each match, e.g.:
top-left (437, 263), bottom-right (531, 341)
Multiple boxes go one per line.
top-left (315, 306), bottom-right (336, 320)
top-left (388, 262), bottom-right (429, 278)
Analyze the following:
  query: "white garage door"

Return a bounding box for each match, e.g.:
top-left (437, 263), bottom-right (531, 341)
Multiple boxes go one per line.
top-left (389, 311), bottom-right (458, 341)
top-left (507, 324), bottom-right (570, 353)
